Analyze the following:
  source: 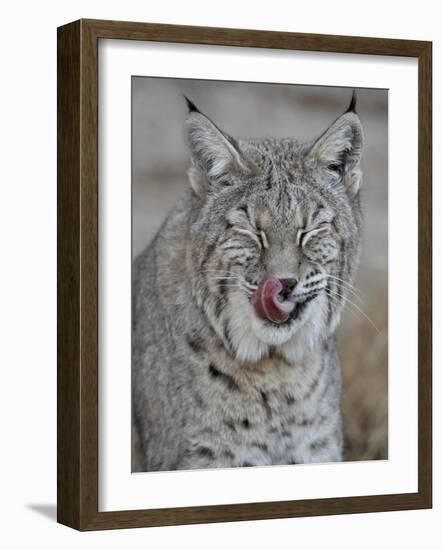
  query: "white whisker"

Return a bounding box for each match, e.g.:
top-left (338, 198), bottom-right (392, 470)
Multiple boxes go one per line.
top-left (326, 274), bottom-right (366, 304)
top-left (325, 287), bottom-right (382, 336)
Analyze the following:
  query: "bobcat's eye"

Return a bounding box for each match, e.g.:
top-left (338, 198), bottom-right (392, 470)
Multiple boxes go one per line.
top-left (297, 223), bottom-right (331, 248)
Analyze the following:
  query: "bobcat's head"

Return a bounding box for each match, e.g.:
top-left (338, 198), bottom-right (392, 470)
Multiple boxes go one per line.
top-left (184, 94), bottom-right (363, 362)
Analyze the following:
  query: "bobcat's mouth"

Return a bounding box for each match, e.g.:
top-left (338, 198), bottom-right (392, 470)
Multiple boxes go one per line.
top-left (250, 277), bottom-right (321, 329)
top-left (251, 277), bottom-right (296, 324)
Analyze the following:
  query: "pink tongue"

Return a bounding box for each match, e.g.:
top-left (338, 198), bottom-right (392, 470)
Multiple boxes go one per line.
top-left (251, 277), bottom-right (295, 324)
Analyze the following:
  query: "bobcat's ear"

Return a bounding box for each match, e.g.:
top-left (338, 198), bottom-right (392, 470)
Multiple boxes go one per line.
top-left (308, 93), bottom-right (364, 197)
top-left (184, 97), bottom-right (249, 195)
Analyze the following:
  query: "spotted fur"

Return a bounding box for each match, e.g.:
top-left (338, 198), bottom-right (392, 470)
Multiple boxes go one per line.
top-left (133, 93), bottom-right (363, 470)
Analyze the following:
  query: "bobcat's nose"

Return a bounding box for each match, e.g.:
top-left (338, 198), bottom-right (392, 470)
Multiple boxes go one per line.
top-left (278, 278), bottom-right (298, 300)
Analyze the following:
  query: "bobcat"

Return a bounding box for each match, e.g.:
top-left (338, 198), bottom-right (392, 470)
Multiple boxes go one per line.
top-left (132, 92), bottom-right (363, 471)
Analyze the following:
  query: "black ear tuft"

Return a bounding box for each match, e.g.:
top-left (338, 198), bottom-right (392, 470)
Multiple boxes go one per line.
top-left (345, 90), bottom-right (357, 113)
top-left (183, 95), bottom-right (201, 114)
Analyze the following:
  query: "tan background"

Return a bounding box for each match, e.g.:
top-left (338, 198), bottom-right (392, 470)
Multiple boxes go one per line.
top-left (132, 78), bottom-right (388, 461)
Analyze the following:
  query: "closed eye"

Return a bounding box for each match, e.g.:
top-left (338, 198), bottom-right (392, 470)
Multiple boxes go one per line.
top-left (231, 226), bottom-right (262, 248)
top-left (297, 223), bottom-right (331, 248)
top-left (226, 208), bottom-right (269, 251)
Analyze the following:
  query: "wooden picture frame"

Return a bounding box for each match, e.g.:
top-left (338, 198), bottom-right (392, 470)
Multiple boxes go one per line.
top-left (57, 18), bottom-right (432, 530)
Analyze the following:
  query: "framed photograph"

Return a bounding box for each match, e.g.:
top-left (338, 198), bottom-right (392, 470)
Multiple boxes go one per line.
top-left (57, 19), bottom-right (432, 530)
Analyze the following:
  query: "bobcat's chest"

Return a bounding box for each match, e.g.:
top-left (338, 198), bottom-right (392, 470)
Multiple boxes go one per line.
top-left (189, 351), bottom-right (333, 466)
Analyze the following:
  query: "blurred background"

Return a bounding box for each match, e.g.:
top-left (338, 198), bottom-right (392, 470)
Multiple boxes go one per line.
top-left (132, 78), bottom-right (388, 462)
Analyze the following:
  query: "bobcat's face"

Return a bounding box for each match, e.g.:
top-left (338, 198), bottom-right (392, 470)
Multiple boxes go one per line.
top-left (185, 97), bottom-right (363, 362)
